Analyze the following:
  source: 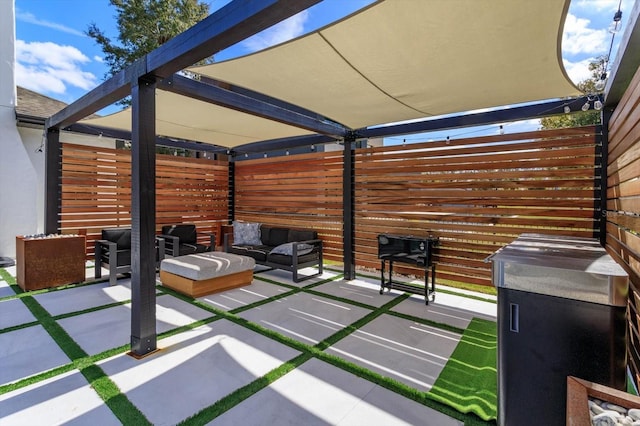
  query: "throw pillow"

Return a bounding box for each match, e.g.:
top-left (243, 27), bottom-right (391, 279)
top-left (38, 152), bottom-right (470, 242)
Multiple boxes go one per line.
top-left (270, 242), bottom-right (314, 256)
top-left (233, 221), bottom-right (262, 245)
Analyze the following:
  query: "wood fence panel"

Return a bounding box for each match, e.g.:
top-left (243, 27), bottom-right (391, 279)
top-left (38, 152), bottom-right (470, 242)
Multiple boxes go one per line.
top-left (607, 65), bottom-right (640, 390)
top-left (233, 151), bottom-right (345, 262)
top-left (60, 143), bottom-right (229, 257)
top-left (355, 126), bottom-right (600, 287)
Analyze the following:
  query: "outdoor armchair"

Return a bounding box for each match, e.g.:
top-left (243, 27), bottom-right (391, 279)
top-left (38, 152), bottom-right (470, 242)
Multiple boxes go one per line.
top-left (160, 224), bottom-right (215, 257)
top-left (94, 227), bottom-right (165, 286)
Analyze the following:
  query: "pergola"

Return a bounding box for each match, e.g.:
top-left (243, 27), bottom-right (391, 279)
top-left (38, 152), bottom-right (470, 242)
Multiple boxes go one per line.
top-left (44, 0), bottom-right (597, 356)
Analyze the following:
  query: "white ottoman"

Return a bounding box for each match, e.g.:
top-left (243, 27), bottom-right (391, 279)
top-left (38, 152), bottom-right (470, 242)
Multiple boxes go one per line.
top-left (160, 251), bottom-right (255, 297)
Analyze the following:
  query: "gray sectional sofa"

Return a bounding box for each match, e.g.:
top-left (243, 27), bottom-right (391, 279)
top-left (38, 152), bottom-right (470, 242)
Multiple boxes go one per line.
top-left (223, 222), bottom-right (323, 282)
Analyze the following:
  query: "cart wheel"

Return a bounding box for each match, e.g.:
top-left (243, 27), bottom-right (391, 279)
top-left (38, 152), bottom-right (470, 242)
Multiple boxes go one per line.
top-left (379, 288), bottom-right (384, 295)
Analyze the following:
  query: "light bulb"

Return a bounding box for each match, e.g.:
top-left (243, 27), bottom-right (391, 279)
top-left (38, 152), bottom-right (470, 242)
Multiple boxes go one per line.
top-left (499, 125), bottom-right (505, 135)
top-left (594, 100), bottom-right (603, 110)
top-left (581, 101), bottom-right (590, 111)
top-left (563, 105), bottom-right (571, 114)
top-left (595, 73), bottom-right (607, 91)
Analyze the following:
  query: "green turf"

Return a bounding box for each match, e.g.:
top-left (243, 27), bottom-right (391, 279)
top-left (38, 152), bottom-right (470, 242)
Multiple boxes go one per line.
top-left (427, 317), bottom-right (498, 421)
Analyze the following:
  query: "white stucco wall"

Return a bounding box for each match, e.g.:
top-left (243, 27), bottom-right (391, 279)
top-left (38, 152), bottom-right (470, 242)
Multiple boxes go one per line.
top-left (0, 0), bottom-right (38, 258)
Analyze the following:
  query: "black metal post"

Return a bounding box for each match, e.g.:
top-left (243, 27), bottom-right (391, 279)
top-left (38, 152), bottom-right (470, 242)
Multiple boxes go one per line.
top-left (44, 127), bottom-right (61, 234)
top-left (130, 74), bottom-right (158, 357)
top-left (228, 158), bottom-right (235, 223)
top-left (599, 107), bottom-right (613, 247)
top-left (343, 133), bottom-right (356, 280)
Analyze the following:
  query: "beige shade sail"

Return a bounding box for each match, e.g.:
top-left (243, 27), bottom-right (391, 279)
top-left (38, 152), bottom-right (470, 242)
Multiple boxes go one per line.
top-left (79, 90), bottom-right (314, 147)
top-left (80, 0), bottom-right (580, 148)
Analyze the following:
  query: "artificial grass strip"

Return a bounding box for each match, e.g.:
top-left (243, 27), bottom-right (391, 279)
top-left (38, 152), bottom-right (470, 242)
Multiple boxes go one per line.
top-left (427, 317), bottom-right (498, 422)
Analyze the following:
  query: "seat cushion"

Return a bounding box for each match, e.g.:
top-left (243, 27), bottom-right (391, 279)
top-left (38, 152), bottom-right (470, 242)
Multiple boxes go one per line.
top-left (289, 229), bottom-right (317, 242)
top-left (229, 245), bottom-right (270, 262)
top-left (177, 243), bottom-right (208, 256)
top-left (102, 228), bottom-right (131, 249)
top-left (161, 252), bottom-right (255, 281)
top-left (162, 224), bottom-right (197, 244)
top-left (264, 227), bottom-right (289, 246)
top-left (268, 251), bottom-right (319, 267)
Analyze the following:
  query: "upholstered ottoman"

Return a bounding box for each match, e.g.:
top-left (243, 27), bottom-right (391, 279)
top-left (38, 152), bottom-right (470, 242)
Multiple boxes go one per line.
top-left (160, 252), bottom-right (255, 297)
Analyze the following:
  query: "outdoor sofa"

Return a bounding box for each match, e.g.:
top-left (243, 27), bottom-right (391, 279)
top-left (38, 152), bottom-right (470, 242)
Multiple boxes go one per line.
top-left (223, 221), bottom-right (323, 282)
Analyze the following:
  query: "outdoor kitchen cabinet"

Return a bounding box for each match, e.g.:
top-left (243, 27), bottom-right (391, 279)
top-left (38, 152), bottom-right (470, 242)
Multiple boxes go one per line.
top-left (488, 233), bottom-right (628, 426)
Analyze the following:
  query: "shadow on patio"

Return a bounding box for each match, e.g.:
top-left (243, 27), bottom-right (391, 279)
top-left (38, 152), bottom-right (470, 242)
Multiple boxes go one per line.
top-left (0, 263), bottom-right (497, 425)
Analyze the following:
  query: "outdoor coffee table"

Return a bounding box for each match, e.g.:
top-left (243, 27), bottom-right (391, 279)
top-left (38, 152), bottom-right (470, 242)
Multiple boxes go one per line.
top-left (160, 251), bottom-right (255, 297)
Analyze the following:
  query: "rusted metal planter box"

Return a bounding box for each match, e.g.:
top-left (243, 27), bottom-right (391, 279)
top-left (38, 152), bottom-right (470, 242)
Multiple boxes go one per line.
top-left (16, 235), bottom-right (86, 291)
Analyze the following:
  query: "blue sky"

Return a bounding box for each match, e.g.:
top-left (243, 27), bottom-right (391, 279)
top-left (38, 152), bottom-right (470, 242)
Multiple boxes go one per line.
top-left (13, 0), bottom-right (636, 141)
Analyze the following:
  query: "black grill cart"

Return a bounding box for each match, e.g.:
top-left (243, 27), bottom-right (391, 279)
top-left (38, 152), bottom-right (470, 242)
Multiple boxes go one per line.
top-left (377, 234), bottom-right (439, 304)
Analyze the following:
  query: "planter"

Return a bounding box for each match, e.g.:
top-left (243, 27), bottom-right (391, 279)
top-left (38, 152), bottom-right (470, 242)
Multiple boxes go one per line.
top-left (566, 376), bottom-right (640, 425)
top-left (16, 235), bottom-right (86, 291)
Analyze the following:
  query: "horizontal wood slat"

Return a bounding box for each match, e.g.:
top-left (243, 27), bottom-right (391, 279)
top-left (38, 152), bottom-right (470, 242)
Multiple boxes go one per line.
top-left (60, 143), bottom-right (229, 256)
top-left (606, 65), bottom-right (640, 392)
top-left (234, 151), bottom-right (344, 262)
top-left (355, 126), bottom-right (600, 289)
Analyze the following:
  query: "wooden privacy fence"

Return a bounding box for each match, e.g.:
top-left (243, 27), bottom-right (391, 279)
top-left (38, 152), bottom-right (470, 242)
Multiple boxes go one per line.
top-left (60, 143), bottom-right (229, 257)
top-left (354, 126), bottom-right (601, 287)
top-left (233, 150), bottom-right (344, 262)
top-left (604, 65), bottom-right (640, 387)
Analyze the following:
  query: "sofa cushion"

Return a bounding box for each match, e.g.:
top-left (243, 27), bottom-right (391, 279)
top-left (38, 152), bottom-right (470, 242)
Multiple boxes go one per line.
top-left (268, 251), bottom-right (319, 266)
top-left (233, 221), bottom-right (262, 245)
top-left (162, 224), bottom-right (197, 244)
top-left (265, 227), bottom-right (289, 246)
top-left (289, 229), bottom-right (317, 242)
top-left (270, 242), bottom-right (314, 256)
top-left (229, 245), bottom-right (270, 262)
top-left (102, 228), bottom-right (131, 249)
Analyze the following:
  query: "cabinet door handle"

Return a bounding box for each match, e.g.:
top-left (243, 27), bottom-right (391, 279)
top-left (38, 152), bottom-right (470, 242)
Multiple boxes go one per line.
top-left (510, 303), bottom-right (519, 333)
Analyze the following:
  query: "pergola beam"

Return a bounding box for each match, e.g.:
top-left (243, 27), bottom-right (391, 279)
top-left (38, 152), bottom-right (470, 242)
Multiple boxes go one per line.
top-left (46, 0), bottom-right (321, 130)
top-left (356, 97), bottom-right (594, 139)
top-left (161, 74), bottom-right (349, 137)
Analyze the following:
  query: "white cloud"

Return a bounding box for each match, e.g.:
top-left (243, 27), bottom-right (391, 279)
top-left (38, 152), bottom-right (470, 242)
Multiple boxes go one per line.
top-left (562, 13), bottom-right (608, 56)
top-left (16, 10), bottom-right (85, 37)
top-left (15, 40), bottom-right (98, 95)
top-left (242, 11), bottom-right (309, 52)
top-left (93, 55), bottom-right (104, 63)
top-left (572, 0), bottom-right (622, 13)
top-left (563, 57), bottom-right (596, 85)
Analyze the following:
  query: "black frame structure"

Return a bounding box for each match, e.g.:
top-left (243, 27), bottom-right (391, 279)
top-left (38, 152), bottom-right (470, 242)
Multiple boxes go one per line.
top-left (44, 0), bottom-right (615, 357)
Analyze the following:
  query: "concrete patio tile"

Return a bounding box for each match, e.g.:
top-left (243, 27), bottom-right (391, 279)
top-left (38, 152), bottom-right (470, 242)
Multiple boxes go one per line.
top-left (33, 281), bottom-right (134, 316)
top-left (197, 280), bottom-right (289, 311)
top-left (211, 358), bottom-right (463, 426)
top-left (255, 266), bottom-right (341, 288)
top-left (0, 279), bottom-right (15, 298)
top-left (0, 298), bottom-right (36, 329)
top-left (0, 326), bottom-right (70, 386)
top-left (393, 291), bottom-right (497, 326)
top-left (239, 292), bottom-right (372, 345)
top-left (326, 313), bottom-right (461, 392)
top-left (98, 319), bottom-right (300, 426)
top-left (312, 275), bottom-right (397, 307)
top-left (0, 369), bottom-right (121, 426)
top-left (58, 294), bottom-right (214, 355)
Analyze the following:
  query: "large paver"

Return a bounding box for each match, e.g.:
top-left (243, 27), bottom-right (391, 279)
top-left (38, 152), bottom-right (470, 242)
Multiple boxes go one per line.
top-left (0, 298), bottom-right (36, 329)
top-left (255, 267), bottom-right (340, 288)
top-left (58, 294), bottom-right (214, 355)
top-left (312, 275), bottom-right (398, 308)
top-left (0, 369), bottom-right (121, 425)
top-left (34, 281), bottom-right (134, 316)
top-left (211, 358), bottom-right (463, 426)
top-left (239, 292), bottom-right (372, 344)
top-left (98, 320), bottom-right (300, 426)
top-left (198, 279), bottom-right (289, 311)
top-left (327, 313), bottom-right (461, 392)
top-left (0, 326), bottom-right (70, 386)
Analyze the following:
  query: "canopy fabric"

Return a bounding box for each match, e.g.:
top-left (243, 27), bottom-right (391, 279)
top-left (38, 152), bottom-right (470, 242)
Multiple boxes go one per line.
top-left (80, 0), bottom-right (580, 148)
top-left (79, 90), bottom-right (314, 147)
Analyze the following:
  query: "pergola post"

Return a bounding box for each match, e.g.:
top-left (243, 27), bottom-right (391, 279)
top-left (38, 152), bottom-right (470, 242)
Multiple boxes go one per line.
top-left (599, 107), bottom-right (613, 247)
top-left (343, 133), bottom-right (356, 280)
top-left (44, 127), bottom-right (61, 234)
top-left (130, 73), bottom-right (158, 357)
